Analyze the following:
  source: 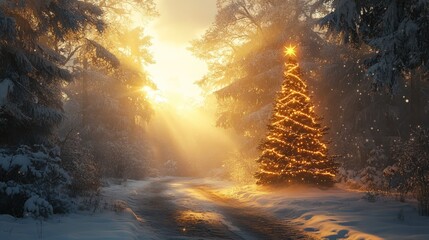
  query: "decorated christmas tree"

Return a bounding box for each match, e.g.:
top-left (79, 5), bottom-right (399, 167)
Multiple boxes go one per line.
top-left (255, 45), bottom-right (337, 186)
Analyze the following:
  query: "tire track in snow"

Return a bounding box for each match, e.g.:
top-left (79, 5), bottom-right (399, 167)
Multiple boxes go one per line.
top-left (192, 185), bottom-right (314, 240)
top-left (128, 179), bottom-right (242, 239)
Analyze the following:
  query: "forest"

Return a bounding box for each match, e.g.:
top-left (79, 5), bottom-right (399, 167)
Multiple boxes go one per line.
top-left (0, 0), bottom-right (429, 238)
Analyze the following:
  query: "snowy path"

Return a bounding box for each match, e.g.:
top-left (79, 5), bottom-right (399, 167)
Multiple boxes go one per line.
top-left (127, 178), bottom-right (314, 240)
top-left (2, 178), bottom-right (429, 239)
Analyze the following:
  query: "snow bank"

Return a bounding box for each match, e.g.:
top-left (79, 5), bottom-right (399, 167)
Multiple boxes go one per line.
top-left (0, 179), bottom-right (157, 240)
top-left (213, 183), bottom-right (429, 240)
top-left (0, 210), bottom-right (153, 240)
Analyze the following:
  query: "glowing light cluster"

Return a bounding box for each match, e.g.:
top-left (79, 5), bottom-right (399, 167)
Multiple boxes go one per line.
top-left (255, 45), bottom-right (337, 186)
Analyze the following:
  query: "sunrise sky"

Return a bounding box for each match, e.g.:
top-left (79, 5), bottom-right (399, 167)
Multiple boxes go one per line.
top-left (146, 0), bottom-right (217, 108)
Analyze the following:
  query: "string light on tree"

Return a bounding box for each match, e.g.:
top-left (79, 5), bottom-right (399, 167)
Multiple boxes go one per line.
top-left (255, 44), bottom-right (337, 186)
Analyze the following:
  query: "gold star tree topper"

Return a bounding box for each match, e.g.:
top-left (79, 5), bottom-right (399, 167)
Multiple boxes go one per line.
top-left (284, 45), bottom-right (297, 57)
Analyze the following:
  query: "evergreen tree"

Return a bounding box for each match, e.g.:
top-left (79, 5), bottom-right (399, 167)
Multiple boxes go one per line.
top-left (320, 0), bottom-right (429, 182)
top-left (0, 0), bottom-right (104, 217)
top-left (61, 0), bottom-right (156, 180)
top-left (390, 127), bottom-right (429, 216)
top-left (320, 0), bottom-right (429, 92)
top-left (0, 0), bottom-right (104, 145)
top-left (192, 0), bottom-right (329, 181)
top-left (192, 0), bottom-right (327, 145)
top-left (256, 45), bottom-right (337, 186)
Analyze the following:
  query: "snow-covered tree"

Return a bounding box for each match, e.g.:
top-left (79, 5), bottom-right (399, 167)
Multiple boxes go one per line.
top-left (0, 145), bottom-right (71, 218)
top-left (358, 147), bottom-right (389, 191)
top-left (319, 0), bottom-right (429, 186)
top-left (390, 128), bottom-right (429, 216)
top-left (61, 0), bottom-right (156, 180)
top-left (0, 0), bottom-right (104, 217)
top-left (255, 46), bottom-right (337, 186)
top-left (0, 0), bottom-right (104, 145)
top-left (321, 0), bottom-right (429, 92)
top-left (59, 129), bottom-right (100, 196)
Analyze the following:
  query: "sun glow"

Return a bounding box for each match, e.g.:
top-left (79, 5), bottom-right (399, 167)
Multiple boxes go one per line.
top-left (128, 1), bottom-right (213, 110)
top-left (126, 1), bottom-right (239, 177)
top-left (144, 39), bottom-right (206, 110)
top-left (132, 0), bottom-right (216, 111)
top-left (141, 86), bottom-right (167, 104)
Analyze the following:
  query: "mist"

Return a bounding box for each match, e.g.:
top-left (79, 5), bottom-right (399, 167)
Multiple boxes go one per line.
top-left (145, 98), bottom-right (239, 177)
top-left (153, 0), bottom-right (217, 45)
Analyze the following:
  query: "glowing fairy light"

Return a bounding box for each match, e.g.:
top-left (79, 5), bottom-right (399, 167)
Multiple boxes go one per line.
top-left (255, 44), bottom-right (337, 186)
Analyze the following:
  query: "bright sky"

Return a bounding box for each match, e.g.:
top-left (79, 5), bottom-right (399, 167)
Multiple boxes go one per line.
top-left (146, 0), bottom-right (217, 108)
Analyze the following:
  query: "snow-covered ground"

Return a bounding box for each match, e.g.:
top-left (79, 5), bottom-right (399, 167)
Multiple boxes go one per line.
top-left (0, 210), bottom-right (150, 240)
top-left (159, 178), bottom-right (429, 239)
top-left (1, 177), bottom-right (429, 239)
top-left (0, 180), bottom-right (157, 240)
top-left (204, 180), bottom-right (429, 240)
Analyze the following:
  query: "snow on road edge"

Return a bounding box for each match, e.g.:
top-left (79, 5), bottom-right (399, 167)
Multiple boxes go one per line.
top-left (0, 179), bottom-right (157, 240)
top-left (210, 182), bottom-right (429, 240)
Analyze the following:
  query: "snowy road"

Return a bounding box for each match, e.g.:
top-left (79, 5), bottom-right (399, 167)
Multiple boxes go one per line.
top-left (3, 178), bottom-right (429, 239)
top-left (127, 178), bottom-right (314, 240)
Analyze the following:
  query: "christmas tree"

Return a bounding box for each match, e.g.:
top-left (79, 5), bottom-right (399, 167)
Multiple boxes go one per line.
top-left (255, 45), bottom-right (337, 186)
